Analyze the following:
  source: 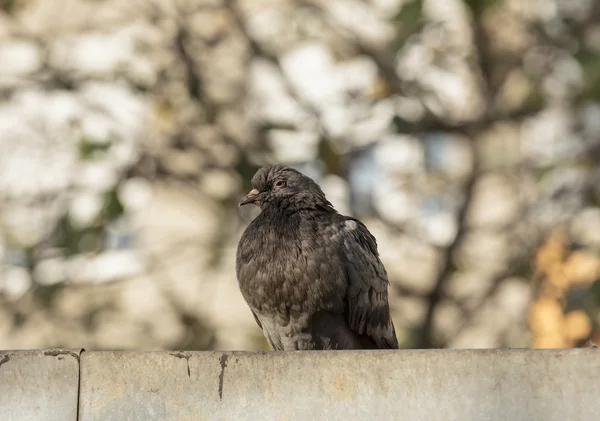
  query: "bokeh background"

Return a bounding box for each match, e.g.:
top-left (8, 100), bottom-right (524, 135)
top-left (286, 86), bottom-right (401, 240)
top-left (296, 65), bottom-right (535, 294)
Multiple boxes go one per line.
top-left (1, 0), bottom-right (599, 351)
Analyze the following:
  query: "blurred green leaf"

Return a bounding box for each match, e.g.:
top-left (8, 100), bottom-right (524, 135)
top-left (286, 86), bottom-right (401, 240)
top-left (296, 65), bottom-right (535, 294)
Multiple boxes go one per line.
top-left (464, 0), bottom-right (501, 15)
top-left (392, 0), bottom-right (423, 45)
top-left (392, 115), bottom-right (414, 134)
top-left (318, 138), bottom-right (341, 176)
top-left (393, 0), bottom-right (422, 25)
top-left (187, 69), bottom-right (202, 100)
top-left (33, 283), bottom-right (66, 309)
top-left (56, 215), bottom-right (103, 255)
top-left (398, 326), bottom-right (421, 349)
top-left (575, 50), bottom-right (600, 101)
top-left (1, 0), bottom-right (18, 14)
top-left (524, 89), bottom-right (545, 112)
top-left (591, 279), bottom-right (600, 305)
top-left (234, 152), bottom-right (260, 189)
top-left (78, 138), bottom-right (111, 160)
top-left (103, 188), bottom-right (125, 221)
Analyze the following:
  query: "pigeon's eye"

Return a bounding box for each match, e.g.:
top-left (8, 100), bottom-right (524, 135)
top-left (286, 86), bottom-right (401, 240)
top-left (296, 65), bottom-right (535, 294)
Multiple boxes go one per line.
top-left (273, 180), bottom-right (286, 189)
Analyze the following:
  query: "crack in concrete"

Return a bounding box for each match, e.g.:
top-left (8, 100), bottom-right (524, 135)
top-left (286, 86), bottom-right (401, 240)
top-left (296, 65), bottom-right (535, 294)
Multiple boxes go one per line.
top-left (0, 354), bottom-right (9, 368)
top-left (76, 349), bottom-right (84, 421)
top-left (218, 353), bottom-right (228, 400)
top-left (170, 352), bottom-right (191, 377)
top-left (43, 349), bottom-right (80, 359)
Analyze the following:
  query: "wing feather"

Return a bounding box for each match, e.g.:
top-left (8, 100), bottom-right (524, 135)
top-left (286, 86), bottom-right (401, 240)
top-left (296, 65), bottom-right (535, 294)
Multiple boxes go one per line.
top-left (340, 218), bottom-right (398, 349)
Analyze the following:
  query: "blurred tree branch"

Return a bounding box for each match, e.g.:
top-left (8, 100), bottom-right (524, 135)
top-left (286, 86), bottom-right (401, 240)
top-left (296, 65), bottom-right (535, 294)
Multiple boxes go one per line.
top-left (418, 155), bottom-right (479, 348)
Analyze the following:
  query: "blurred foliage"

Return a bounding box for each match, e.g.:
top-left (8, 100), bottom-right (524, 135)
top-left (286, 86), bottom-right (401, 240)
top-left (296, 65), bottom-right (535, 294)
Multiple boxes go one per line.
top-left (1, 0), bottom-right (600, 351)
top-left (576, 49), bottom-right (600, 100)
top-left (78, 138), bottom-right (112, 161)
top-left (393, 0), bottom-right (424, 46)
top-left (464, 0), bottom-right (500, 15)
top-left (531, 230), bottom-right (600, 347)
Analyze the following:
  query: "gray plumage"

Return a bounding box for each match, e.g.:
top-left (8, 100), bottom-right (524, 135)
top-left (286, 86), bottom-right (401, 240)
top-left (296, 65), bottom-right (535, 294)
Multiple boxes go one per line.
top-left (236, 164), bottom-right (398, 350)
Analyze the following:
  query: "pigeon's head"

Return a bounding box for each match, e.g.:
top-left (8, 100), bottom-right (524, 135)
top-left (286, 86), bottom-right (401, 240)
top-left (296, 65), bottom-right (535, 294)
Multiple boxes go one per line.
top-left (239, 164), bottom-right (333, 212)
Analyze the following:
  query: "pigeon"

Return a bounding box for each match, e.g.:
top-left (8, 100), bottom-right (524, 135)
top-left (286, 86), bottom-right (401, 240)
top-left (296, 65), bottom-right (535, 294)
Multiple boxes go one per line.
top-left (236, 164), bottom-right (398, 350)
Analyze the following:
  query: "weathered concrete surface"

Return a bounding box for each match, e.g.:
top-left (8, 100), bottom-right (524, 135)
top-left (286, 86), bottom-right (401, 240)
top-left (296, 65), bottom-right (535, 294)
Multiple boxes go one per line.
top-left (79, 349), bottom-right (600, 421)
top-left (0, 348), bottom-right (82, 421)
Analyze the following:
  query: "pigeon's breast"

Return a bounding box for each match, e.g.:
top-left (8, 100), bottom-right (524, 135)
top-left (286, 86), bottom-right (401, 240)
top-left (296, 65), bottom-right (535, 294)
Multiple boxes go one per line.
top-left (236, 214), bottom-right (344, 322)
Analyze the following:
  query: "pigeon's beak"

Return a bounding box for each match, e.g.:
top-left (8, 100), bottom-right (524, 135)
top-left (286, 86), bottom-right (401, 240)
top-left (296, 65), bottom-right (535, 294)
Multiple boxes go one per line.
top-left (239, 188), bottom-right (260, 207)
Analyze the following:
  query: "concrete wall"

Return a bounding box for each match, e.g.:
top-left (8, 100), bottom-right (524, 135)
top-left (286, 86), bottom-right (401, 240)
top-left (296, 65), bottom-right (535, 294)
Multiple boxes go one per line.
top-left (1, 348), bottom-right (82, 421)
top-left (1, 349), bottom-right (599, 421)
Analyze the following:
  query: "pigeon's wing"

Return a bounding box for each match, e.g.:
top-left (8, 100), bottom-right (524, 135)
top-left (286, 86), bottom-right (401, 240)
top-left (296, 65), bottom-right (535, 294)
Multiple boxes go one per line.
top-left (338, 218), bottom-right (399, 349)
top-left (251, 310), bottom-right (263, 329)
